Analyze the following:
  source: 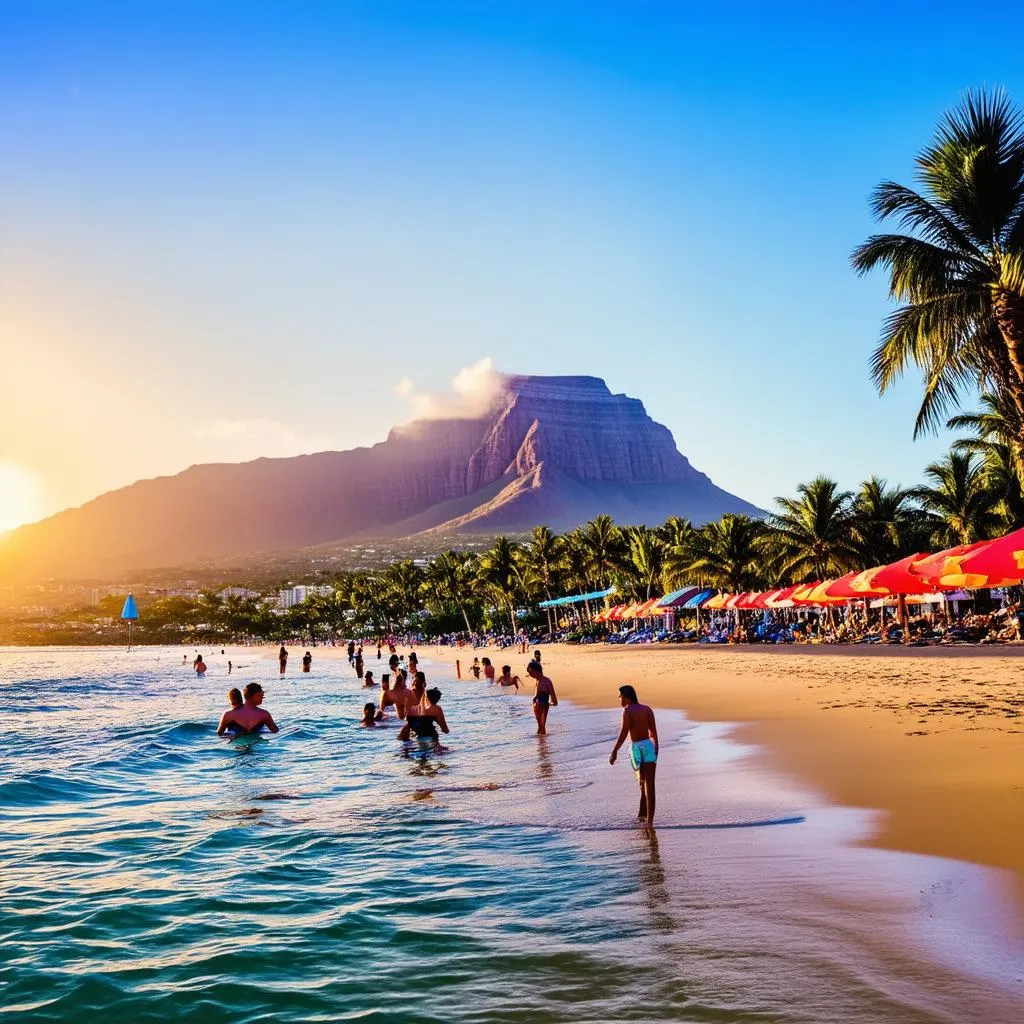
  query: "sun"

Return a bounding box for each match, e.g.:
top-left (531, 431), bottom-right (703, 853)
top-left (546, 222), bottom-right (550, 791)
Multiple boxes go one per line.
top-left (0, 462), bottom-right (43, 533)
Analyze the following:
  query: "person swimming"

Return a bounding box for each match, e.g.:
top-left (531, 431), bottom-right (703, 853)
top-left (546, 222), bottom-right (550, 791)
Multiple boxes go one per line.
top-left (360, 702), bottom-right (377, 728)
top-left (217, 682), bottom-right (279, 736)
top-left (497, 665), bottom-right (520, 691)
top-left (363, 670), bottom-right (375, 688)
top-left (608, 684), bottom-right (659, 825)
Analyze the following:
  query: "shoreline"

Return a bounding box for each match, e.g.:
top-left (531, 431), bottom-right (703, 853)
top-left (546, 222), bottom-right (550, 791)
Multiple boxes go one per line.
top-left (415, 642), bottom-right (1024, 912)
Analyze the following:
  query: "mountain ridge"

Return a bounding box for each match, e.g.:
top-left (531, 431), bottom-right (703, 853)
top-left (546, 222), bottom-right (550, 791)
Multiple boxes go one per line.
top-left (0, 373), bottom-right (763, 580)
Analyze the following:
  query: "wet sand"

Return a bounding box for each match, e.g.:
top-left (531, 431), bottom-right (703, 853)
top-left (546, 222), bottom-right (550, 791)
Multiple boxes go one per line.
top-left (422, 643), bottom-right (1024, 900)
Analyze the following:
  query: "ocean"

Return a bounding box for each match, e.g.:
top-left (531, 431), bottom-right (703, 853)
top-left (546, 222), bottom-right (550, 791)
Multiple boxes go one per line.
top-left (0, 646), bottom-right (1020, 1023)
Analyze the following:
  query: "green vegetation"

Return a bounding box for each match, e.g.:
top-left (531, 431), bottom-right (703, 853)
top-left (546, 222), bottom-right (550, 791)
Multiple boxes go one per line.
top-left (853, 88), bottom-right (1024, 442)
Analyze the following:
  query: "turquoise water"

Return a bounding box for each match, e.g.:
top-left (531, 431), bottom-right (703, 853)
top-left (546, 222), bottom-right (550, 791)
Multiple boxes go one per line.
top-left (1, 647), bottom-right (1021, 1023)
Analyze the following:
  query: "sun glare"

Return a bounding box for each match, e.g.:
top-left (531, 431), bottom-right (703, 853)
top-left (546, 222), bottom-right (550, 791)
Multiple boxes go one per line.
top-left (0, 462), bottom-right (43, 533)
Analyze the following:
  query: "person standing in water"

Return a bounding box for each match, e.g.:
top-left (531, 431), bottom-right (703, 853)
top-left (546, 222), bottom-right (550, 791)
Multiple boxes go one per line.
top-left (194, 655), bottom-right (207, 676)
top-left (481, 657), bottom-right (495, 682)
top-left (217, 683), bottom-right (279, 736)
top-left (608, 685), bottom-right (658, 825)
top-left (278, 645), bottom-right (289, 675)
top-left (526, 661), bottom-right (556, 735)
top-left (302, 651), bottom-right (312, 673)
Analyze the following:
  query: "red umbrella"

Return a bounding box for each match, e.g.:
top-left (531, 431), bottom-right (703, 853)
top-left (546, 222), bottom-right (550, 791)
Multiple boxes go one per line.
top-left (826, 570), bottom-right (888, 599)
top-left (957, 527), bottom-right (1024, 582)
top-left (868, 553), bottom-right (950, 595)
top-left (909, 541), bottom-right (1017, 589)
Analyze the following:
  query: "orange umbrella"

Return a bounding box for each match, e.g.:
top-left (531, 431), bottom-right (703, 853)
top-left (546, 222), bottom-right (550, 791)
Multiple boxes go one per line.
top-left (909, 540), bottom-right (1017, 589)
top-left (703, 593), bottom-right (731, 610)
top-left (957, 527), bottom-right (1024, 581)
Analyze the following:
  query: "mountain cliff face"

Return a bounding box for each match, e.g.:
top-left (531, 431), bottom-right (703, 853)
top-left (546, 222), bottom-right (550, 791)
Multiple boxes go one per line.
top-left (0, 374), bottom-right (763, 579)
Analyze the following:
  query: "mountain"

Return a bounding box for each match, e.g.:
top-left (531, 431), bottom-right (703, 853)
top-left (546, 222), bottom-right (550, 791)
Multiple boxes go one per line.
top-left (0, 374), bottom-right (763, 579)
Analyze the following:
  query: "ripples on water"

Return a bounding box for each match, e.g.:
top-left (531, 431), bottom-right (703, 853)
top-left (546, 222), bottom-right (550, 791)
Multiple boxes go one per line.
top-left (0, 647), bottom-right (1020, 1023)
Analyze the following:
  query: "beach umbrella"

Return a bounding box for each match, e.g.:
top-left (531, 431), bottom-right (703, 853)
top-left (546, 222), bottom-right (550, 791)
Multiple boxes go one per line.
top-left (908, 540), bottom-right (1017, 589)
top-left (957, 526), bottom-right (1024, 581)
top-left (121, 593), bottom-right (139, 652)
top-left (826, 571), bottom-right (887, 599)
top-left (703, 593), bottom-right (731, 610)
top-left (860, 553), bottom-right (948, 595)
top-left (765, 585), bottom-right (799, 608)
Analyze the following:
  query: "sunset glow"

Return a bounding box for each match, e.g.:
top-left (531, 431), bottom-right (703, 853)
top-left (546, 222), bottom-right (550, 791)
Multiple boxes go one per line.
top-left (0, 462), bottom-right (43, 533)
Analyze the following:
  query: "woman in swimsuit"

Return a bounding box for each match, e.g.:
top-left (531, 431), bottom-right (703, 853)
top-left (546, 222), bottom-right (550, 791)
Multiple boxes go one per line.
top-left (399, 677), bottom-right (449, 749)
top-left (481, 657), bottom-right (495, 682)
top-left (217, 688), bottom-right (245, 735)
top-left (608, 685), bottom-right (658, 825)
top-left (526, 661), bottom-right (557, 735)
top-left (360, 702), bottom-right (377, 728)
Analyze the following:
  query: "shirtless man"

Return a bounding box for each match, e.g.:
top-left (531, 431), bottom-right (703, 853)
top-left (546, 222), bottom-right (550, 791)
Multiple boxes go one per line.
top-left (608, 685), bottom-right (658, 825)
top-left (217, 682), bottom-right (279, 736)
top-left (526, 661), bottom-right (557, 735)
top-left (381, 670), bottom-right (412, 718)
top-left (497, 665), bottom-right (520, 691)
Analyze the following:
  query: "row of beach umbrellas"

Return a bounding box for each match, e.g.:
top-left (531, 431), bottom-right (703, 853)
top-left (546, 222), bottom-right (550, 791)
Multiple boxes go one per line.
top-left (592, 526), bottom-right (1024, 620)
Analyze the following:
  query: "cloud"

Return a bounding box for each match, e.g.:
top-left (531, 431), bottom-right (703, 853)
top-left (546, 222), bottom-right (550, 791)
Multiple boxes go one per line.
top-left (395, 357), bottom-right (504, 421)
top-left (191, 418), bottom-right (332, 462)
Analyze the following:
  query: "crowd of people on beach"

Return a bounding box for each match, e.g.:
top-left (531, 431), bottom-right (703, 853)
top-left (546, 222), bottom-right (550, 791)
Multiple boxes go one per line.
top-left (206, 643), bottom-right (660, 824)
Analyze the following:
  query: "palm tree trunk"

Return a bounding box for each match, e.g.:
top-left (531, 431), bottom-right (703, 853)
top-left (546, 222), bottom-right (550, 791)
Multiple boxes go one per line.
top-left (995, 287), bottom-right (1024, 444)
top-left (459, 603), bottom-right (472, 635)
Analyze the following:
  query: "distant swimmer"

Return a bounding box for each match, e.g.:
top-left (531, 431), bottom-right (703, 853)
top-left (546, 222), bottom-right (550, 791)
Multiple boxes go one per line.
top-left (347, 640), bottom-right (356, 664)
top-left (228, 660), bottom-right (232, 674)
top-left (608, 685), bottom-right (659, 825)
top-left (217, 682), bottom-right (279, 736)
top-left (363, 670), bottom-right (375, 688)
top-left (302, 651), bottom-right (312, 673)
top-left (360, 702), bottom-right (377, 728)
top-left (482, 657), bottom-right (495, 682)
top-left (497, 665), bottom-right (520, 691)
top-left (194, 655), bottom-right (207, 676)
top-left (279, 645), bottom-right (289, 675)
top-left (470, 657), bottom-right (481, 680)
top-left (527, 661), bottom-right (557, 735)
top-left (354, 648), bottom-right (364, 678)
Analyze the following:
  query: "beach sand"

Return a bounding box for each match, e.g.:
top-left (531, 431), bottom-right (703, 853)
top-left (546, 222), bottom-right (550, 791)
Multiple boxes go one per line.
top-left (421, 643), bottom-right (1024, 902)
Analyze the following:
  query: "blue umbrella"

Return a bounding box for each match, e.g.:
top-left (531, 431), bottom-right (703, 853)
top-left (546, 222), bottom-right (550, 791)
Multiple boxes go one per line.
top-left (121, 593), bottom-right (139, 651)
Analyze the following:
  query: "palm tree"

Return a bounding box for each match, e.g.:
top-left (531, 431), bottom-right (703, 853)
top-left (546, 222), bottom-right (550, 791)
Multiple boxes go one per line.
top-left (686, 514), bottom-right (765, 592)
top-left (767, 477), bottom-right (858, 581)
top-left (476, 536), bottom-right (522, 635)
top-left (850, 477), bottom-right (923, 565)
top-left (519, 526), bottom-right (566, 634)
top-left (948, 390), bottom-right (1024, 527)
top-left (582, 514), bottom-right (624, 589)
top-left (423, 550), bottom-right (477, 634)
top-left (852, 89), bottom-right (1024, 440)
top-left (660, 516), bottom-right (698, 589)
top-left (616, 526), bottom-right (666, 600)
top-left (912, 451), bottom-right (1002, 546)
top-left (381, 560), bottom-right (425, 625)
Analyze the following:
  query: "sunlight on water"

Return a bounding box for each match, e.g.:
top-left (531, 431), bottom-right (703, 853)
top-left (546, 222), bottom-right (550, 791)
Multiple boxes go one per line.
top-left (0, 647), bottom-right (1020, 1023)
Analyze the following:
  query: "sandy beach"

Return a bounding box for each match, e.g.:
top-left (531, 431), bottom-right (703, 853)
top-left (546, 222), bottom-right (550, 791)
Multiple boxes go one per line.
top-left (421, 643), bottom-right (1024, 899)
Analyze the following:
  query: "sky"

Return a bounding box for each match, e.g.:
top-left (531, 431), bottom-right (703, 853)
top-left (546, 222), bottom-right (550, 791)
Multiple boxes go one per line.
top-left (3, 0), bottom-right (1024, 532)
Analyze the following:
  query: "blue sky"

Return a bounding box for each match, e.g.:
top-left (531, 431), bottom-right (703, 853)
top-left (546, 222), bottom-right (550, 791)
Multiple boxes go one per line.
top-left (3, 1), bottom-right (1024, 527)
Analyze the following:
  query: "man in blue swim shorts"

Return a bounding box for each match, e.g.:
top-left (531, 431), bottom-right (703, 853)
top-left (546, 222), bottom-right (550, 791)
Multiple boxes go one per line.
top-left (608, 685), bottom-right (659, 825)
